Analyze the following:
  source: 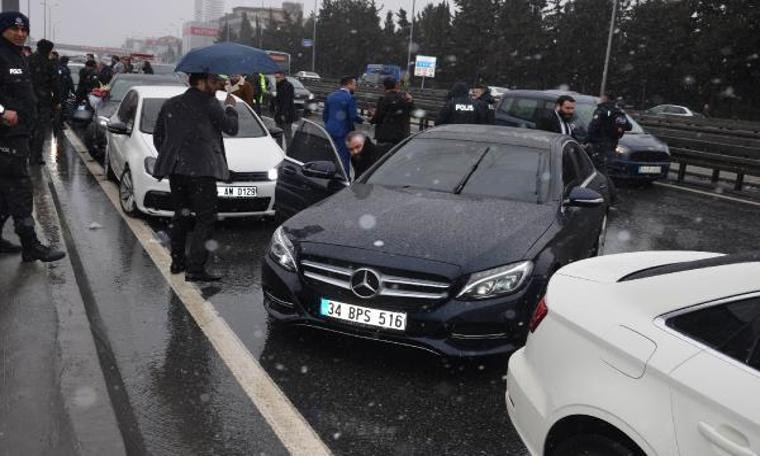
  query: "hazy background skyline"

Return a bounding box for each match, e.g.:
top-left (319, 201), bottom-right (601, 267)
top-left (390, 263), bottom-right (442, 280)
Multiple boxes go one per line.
top-left (22, 0), bottom-right (425, 48)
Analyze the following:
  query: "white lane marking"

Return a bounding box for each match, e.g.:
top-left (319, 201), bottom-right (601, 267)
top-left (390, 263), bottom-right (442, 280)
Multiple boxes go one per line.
top-left (63, 129), bottom-right (331, 456)
top-left (654, 181), bottom-right (760, 208)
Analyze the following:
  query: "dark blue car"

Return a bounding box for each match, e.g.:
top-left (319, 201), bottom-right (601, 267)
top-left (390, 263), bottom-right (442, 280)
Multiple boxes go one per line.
top-left (495, 90), bottom-right (671, 182)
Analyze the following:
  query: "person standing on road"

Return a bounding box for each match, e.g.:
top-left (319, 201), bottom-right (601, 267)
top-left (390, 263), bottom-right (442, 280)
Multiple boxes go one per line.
top-left (537, 95), bottom-right (577, 138)
top-left (252, 72), bottom-right (268, 115)
top-left (152, 73), bottom-right (239, 283)
top-left (436, 81), bottom-right (488, 125)
top-left (370, 77), bottom-right (414, 149)
top-left (76, 60), bottom-right (98, 103)
top-left (142, 60), bottom-right (153, 74)
top-left (273, 70), bottom-right (296, 144)
top-left (0, 12), bottom-right (65, 262)
top-left (28, 38), bottom-right (60, 165)
top-left (587, 92), bottom-right (632, 171)
top-left (323, 76), bottom-right (363, 174)
top-left (471, 83), bottom-right (496, 124)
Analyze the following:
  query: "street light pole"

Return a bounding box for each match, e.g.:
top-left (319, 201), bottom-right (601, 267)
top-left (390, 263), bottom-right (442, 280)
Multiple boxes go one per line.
top-left (311, 0), bottom-right (317, 72)
top-left (43, 0), bottom-right (47, 38)
top-left (406, 0), bottom-right (415, 82)
top-left (599, 0), bottom-right (618, 98)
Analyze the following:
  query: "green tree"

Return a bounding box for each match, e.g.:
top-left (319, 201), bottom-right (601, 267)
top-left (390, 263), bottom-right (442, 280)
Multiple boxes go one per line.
top-left (450, 0), bottom-right (499, 84)
top-left (239, 13), bottom-right (255, 46)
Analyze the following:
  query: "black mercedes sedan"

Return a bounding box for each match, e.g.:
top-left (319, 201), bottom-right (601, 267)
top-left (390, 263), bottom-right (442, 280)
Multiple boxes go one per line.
top-left (262, 122), bottom-right (610, 357)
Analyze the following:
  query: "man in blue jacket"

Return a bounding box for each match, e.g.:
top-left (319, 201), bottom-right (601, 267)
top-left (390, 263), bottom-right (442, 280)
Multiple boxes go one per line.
top-left (323, 76), bottom-right (363, 174)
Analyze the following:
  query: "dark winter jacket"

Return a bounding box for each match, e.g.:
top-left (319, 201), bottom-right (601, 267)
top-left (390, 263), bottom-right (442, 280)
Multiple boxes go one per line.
top-left (75, 67), bottom-right (99, 102)
top-left (275, 78), bottom-right (296, 124)
top-left (0, 36), bottom-right (37, 139)
top-left (475, 89), bottom-right (496, 124)
top-left (152, 88), bottom-right (239, 181)
top-left (28, 51), bottom-right (60, 108)
top-left (537, 110), bottom-right (577, 138)
top-left (436, 83), bottom-right (488, 125)
top-left (370, 90), bottom-right (414, 145)
top-left (587, 101), bottom-right (632, 147)
top-left (57, 63), bottom-right (74, 98)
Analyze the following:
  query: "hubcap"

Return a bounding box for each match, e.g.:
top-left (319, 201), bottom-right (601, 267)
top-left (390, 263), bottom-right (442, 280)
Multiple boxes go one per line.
top-left (120, 171), bottom-right (135, 212)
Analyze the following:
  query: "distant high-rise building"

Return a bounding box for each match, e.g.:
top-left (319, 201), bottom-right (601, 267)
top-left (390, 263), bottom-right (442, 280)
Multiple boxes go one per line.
top-left (194, 0), bottom-right (225, 23)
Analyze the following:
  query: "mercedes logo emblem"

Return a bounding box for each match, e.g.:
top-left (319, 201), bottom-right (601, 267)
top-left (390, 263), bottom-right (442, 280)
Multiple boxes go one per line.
top-left (350, 268), bottom-right (381, 299)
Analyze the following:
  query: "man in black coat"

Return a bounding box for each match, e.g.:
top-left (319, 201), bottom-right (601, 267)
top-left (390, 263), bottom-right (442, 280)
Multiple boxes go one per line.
top-left (28, 38), bottom-right (60, 164)
top-left (472, 83), bottom-right (496, 124)
top-left (273, 70), bottom-right (295, 143)
top-left (152, 73), bottom-right (239, 282)
top-left (370, 77), bottom-right (414, 147)
top-left (0, 12), bottom-right (65, 262)
top-left (347, 131), bottom-right (386, 178)
top-left (587, 92), bottom-right (632, 171)
top-left (436, 82), bottom-right (489, 125)
top-left (537, 94), bottom-right (577, 137)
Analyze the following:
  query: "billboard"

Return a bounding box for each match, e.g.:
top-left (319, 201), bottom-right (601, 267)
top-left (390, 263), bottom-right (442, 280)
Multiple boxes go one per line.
top-left (414, 55), bottom-right (437, 78)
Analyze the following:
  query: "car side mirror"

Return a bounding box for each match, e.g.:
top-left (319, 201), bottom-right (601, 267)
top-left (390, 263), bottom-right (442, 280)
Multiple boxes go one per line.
top-left (302, 161), bottom-right (338, 179)
top-left (564, 186), bottom-right (604, 208)
top-left (107, 121), bottom-right (129, 135)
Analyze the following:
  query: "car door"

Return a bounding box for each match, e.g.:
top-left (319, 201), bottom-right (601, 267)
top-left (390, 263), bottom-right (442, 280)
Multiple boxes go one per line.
top-left (664, 295), bottom-right (760, 456)
top-left (274, 119), bottom-right (350, 220)
top-left (108, 90), bottom-right (139, 179)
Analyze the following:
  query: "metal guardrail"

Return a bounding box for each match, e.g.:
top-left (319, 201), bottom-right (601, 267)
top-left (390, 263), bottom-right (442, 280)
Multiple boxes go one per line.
top-left (304, 81), bottom-right (760, 191)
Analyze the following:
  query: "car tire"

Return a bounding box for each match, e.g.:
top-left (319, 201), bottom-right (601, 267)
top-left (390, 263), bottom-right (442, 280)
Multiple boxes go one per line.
top-left (552, 434), bottom-right (640, 456)
top-left (119, 168), bottom-right (140, 217)
top-left (593, 212), bottom-right (608, 256)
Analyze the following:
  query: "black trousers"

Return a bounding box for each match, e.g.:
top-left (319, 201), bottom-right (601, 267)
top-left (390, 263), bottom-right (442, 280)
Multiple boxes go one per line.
top-left (0, 138), bottom-right (38, 248)
top-left (168, 175), bottom-right (217, 273)
top-left (31, 105), bottom-right (53, 163)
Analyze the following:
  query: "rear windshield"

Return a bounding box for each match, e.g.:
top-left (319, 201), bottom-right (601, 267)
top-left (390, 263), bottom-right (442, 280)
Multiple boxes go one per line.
top-left (140, 98), bottom-right (267, 138)
top-left (365, 139), bottom-right (550, 203)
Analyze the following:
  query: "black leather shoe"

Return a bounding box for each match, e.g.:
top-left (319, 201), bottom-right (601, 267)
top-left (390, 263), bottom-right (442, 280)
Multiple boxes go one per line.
top-left (22, 244), bottom-right (66, 263)
top-left (185, 271), bottom-right (222, 282)
top-left (170, 262), bottom-right (186, 274)
top-left (0, 238), bottom-right (22, 254)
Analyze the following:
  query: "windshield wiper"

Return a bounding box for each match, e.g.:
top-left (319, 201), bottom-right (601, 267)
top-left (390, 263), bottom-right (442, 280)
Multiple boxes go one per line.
top-left (453, 147), bottom-right (490, 195)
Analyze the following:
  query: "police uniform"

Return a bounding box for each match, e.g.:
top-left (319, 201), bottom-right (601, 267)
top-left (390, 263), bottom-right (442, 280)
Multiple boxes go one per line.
top-left (28, 39), bottom-right (60, 164)
top-left (436, 82), bottom-right (489, 126)
top-left (0, 12), bottom-right (64, 262)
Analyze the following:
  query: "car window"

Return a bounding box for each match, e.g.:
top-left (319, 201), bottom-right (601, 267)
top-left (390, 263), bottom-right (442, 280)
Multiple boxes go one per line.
top-left (664, 105), bottom-right (684, 114)
top-left (571, 143), bottom-right (595, 178)
top-left (562, 144), bottom-right (581, 191)
top-left (364, 139), bottom-right (550, 203)
top-left (287, 77), bottom-right (305, 89)
top-left (116, 90), bottom-right (139, 127)
top-left (286, 120), bottom-right (342, 169)
top-left (499, 97), bottom-right (538, 122)
top-left (667, 297), bottom-right (760, 370)
top-left (139, 98), bottom-right (267, 138)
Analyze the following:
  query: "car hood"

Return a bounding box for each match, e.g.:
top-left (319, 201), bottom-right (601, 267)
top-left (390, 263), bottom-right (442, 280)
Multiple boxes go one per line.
top-left (225, 136), bottom-right (284, 172)
top-left (284, 184), bottom-right (556, 270)
top-left (618, 133), bottom-right (667, 151)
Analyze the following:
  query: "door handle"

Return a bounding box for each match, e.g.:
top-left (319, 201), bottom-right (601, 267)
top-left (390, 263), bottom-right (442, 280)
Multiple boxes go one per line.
top-left (698, 421), bottom-right (757, 456)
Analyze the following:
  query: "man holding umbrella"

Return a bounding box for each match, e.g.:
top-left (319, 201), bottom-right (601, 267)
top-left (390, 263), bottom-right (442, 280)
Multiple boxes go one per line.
top-left (152, 73), bottom-right (239, 282)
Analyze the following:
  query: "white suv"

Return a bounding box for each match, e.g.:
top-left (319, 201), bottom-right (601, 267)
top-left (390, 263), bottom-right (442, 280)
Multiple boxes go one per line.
top-left (507, 250), bottom-right (760, 456)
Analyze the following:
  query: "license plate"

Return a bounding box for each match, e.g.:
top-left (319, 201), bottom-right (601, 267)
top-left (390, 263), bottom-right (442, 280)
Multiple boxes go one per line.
top-left (217, 186), bottom-right (257, 197)
top-left (638, 165), bottom-right (662, 174)
top-left (320, 298), bottom-right (407, 331)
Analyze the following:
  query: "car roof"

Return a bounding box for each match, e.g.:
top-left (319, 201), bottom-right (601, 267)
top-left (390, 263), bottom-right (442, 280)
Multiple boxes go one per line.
top-left (502, 89), bottom-right (599, 105)
top-left (112, 73), bottom-right (181, 82)
top-left (415, 124), bottom-right (563, 149)
top-left (130, 85), bottom-right (188, 98)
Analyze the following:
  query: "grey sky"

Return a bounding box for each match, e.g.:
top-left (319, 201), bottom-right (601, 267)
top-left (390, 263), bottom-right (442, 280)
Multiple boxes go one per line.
top-left (25, 0), bottom-right (425, 49)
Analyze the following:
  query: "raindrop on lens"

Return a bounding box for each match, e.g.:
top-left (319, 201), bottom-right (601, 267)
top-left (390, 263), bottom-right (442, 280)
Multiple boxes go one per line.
top-left (359, 214), bottom-right (377, 230)
top-left (374, 240), bottom-right (385, 247)
top-left (205, 239), bottom-right (219, 252)
top-left (73, 386), bottom-right (97, 409)
top-left (617, 230), bottom-right (632, 242)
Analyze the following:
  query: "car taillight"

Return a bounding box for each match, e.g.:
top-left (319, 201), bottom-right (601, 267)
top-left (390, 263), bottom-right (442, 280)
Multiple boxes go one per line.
top-left (529, 296), bottom-right (548, 333)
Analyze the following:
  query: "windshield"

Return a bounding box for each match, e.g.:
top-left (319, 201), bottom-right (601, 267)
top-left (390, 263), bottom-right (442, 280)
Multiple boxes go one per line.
top-left (140, 98), bottom-right (267, 138)
top-left (365, 139), bottom-right (550, 203)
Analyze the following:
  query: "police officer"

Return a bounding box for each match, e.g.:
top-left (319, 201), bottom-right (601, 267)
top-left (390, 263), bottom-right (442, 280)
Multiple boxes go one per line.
top-left (0, 12), bottom-right (65, 262)
top-left (436, 82), bottom-right (489, 125)
top-left (587, 92), bottom-right (632, 171)
top-left (472, 83), bottom-right (496, 124)
top-left (28, 38), bottom-right (60, 164)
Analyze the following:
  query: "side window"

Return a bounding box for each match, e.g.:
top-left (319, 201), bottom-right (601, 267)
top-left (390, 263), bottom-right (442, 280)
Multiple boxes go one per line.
top-left (572, 144), bottom-right (595, 179)
top-left (667, 297), bottom-right (760, 370)
top-left (507, 98), bottom-right (539, 122)
top-left (116, 90), bottom-right (139, 129)
top-left (664, 105), bottom-right (683, 114)
top-left (287, 120), bottom-right (343, 170)
top-left (562, 145), bottom-right (581, 192)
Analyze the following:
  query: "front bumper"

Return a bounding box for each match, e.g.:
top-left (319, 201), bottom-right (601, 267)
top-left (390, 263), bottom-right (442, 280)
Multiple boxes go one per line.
top-left (607, 159), bottom-right (671, 180)
top-left (261, 255), bottom-right (546, 357)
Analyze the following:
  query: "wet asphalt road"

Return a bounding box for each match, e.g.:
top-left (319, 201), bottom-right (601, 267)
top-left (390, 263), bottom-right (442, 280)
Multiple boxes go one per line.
top-left (44, 128), bottom-right (760, 455)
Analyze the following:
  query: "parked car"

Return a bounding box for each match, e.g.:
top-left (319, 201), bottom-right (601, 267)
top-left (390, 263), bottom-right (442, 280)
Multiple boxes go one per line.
top-left (85, 73), bottom-right (185, 159)
top-left (295, 70), bottom-right (321, 81)
top-left (495, 90), bottom-right (671, 182)
top-left (507, 250), bottom-right (760, 456)
top-left (645, 104), bottom-right (703, 117)
top-left (266, 75), bottom-right (315, 115)
top-left (262, 122), bottom-right (611, 357)
top-left (104, 86), bottom-right (283, 218)
top-left (489, 86), bottom-right (509, 100)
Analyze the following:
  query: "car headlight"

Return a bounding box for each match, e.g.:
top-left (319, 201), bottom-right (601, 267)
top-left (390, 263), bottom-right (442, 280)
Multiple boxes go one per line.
top-left (457, 261), bottom-right (533, 300)
top-left (308, 93), bottom-right (314, 100)
top-left (144, 157), bottom-right (156, 174)
top-left (268, 226), bottom-right (297, 271)
top-left (615, 145), bottom-right (630, 155)
top-left (98, 116), bottom-right (109, 127)
top-left (268, 168), bottom-right (278, 180)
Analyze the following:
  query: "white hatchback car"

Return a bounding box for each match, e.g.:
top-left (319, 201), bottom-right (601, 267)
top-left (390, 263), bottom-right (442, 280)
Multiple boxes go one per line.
top-left (507, 250), bottom-right (760, 456)
top-left (105, 85), bottom-right (284, 218)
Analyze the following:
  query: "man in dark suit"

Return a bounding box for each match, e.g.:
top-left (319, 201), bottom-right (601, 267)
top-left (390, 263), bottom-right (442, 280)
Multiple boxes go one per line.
top-left (347, 131), bottom-right (388, 178)
top-left (273, 70), bottom-right (295, 144)
top-left (152, 73), bottom-right (239, 282)
top-left (537, 95), bottom-right (577, 137)
top-left (323, 76), bottom-right (363, 174)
